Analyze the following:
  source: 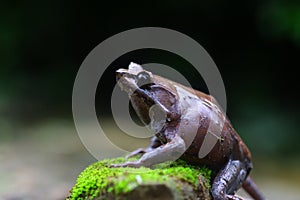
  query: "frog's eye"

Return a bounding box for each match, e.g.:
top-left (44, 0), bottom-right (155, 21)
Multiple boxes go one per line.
top-left (137, 71), bottom-right (153, 88)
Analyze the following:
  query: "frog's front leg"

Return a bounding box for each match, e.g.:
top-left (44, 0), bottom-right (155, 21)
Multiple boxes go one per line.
top-left (211, 159), bottom-right (248, 200)
top-left (125, 136), bottom-right (163, 159)
top-left (111, 135), bottom-right (186, 168)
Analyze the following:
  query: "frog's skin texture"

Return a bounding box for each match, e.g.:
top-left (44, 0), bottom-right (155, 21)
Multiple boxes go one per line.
top-left (111, 63), bottom-right (265, 200)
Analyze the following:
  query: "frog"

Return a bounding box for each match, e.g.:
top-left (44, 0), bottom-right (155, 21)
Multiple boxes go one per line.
top-left (111, 62), bottom-right (265, 200)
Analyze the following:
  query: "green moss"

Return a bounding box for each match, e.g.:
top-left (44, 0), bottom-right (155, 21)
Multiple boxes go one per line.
top-left (67, 157), bottom-right (211, 200)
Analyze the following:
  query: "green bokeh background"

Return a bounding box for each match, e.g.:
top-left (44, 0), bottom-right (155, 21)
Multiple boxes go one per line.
top-left (0, 1), bottom-right (299, 199)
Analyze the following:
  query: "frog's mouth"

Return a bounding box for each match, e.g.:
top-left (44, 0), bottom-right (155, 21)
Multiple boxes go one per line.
top-left (116, 69), bottom-right (157, 116)
top-left (116, 68), bottom-right (171, 130)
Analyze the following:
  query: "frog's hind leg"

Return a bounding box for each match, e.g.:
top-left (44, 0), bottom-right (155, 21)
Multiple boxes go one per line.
top-left (211, 159), bottom-right (248, 200)
top-left (125, 136), bottom-right (162, 159)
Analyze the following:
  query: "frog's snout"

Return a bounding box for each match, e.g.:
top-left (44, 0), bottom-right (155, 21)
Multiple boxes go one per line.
top-left (115, 68), bottom-right (127, 82)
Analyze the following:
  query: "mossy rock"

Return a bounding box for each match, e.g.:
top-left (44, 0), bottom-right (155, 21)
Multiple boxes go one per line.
top-left (66, 157), bottom-right (212, 200)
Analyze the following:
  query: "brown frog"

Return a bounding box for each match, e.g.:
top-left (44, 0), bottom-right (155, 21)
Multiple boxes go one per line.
top-left (111, 63), bottom-right (265, 200)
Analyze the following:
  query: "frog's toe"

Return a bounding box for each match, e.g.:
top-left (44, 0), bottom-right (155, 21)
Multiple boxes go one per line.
top-left (110, 163), bottom-right (124, 168)
top-left (110, 161), bottom-right (141, 168)
top-left (125, 148), bottom-right (146, 159)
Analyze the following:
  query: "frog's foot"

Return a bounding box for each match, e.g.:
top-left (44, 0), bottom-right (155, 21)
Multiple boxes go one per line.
top-left (125, 136), bottom-right (163, 159)
top-left (112, 135), bottom-right (186, 169)
top-left (110, 161), bottom-right (142, 168)
top-left (211, 159), bottom-right (248, 200)
top-left (125, 148), bottom-right (150, 159)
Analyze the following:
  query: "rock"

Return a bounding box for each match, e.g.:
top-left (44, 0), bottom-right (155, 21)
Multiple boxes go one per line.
top-left (66, 157), bottom-right (212, 200)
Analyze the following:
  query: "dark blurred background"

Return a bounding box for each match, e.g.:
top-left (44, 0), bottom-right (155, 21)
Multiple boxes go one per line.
top-left (0, 1), bottom-right (299, 199)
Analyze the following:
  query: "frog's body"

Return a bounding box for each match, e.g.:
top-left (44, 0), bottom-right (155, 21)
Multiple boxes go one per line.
top-left (111, 63), bottom-right (265, 200)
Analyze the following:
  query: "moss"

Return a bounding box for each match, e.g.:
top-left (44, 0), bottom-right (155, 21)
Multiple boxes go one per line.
top-left (67, 157), bottom-right (211, 200)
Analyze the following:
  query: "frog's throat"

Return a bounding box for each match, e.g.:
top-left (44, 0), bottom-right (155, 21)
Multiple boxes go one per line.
top-left (131, 88), bottom-right (172, 117)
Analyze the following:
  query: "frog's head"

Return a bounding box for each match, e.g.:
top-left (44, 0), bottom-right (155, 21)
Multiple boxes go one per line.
top-left (116, 63), bottom-right (180, 137)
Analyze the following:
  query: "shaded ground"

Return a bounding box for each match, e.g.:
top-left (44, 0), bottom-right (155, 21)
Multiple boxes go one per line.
top-left (0, 120), bottom-right (299, 200)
